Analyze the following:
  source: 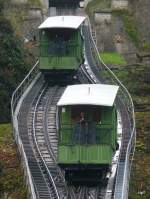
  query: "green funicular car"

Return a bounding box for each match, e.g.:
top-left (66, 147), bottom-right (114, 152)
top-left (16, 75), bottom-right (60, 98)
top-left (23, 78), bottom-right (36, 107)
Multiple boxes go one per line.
top-left (38, 16), bottom-right (85, 83)
top-left (57, 84), bottom-right (119, 183)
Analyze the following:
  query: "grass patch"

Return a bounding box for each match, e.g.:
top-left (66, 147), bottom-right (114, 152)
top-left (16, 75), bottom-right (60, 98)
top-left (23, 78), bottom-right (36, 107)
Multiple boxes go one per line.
top-left (100, 52), bottom-right (126, 65)
top-left (0, 123), bottom-right (27, 198)
top-left (129, 153), bottom-right (150, 199)
top-left (0, 123), bottom-right (12, 142)
top-left (133, 95), bottom-right (150, 106)
top-left (143, 41), bottom-right (150, 52)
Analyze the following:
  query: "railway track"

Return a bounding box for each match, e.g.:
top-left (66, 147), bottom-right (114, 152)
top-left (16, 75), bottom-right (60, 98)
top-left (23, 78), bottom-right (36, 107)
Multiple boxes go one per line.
top-left (15, 38), bottom-right (131, 199)
top-left (25, 82), bottom-right (94, 199)
top-left (16, 43), bottom-right (120, 199)
top-left (17, 77), bottom-right (52, 199)
top-left (27, 85), bottom-right (68, 199)
top-left (16, 70), bottom-right (102, 199)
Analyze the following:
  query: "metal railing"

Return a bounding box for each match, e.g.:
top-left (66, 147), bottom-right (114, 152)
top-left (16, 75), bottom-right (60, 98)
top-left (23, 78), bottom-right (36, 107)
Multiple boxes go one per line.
top-left (11, 61), bottom-right (39, 115)
top-left (11, 61), bottom-right (39, 199)
top-left (86, 17), bottom-right (136, 199)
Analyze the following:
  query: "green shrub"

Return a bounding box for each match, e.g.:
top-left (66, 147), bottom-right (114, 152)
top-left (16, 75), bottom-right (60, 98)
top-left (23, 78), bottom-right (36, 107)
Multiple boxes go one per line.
top-left (143, 41), bottom-right (150, 52)
top-left (0, 123), bottom-right (27, 198)
top-left (0, 16), bottom-right (31, 122)
top-left (123, 16), bottom-right (139, 47)
top-left (0, 123), bottom-right (11, 140)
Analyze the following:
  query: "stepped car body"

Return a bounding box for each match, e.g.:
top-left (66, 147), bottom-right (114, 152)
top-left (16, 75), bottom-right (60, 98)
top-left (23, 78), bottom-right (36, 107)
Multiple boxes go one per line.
top-left (57, 84), bottom-right (119, 183)
top-left (38, 16), bottom-right (85, 82)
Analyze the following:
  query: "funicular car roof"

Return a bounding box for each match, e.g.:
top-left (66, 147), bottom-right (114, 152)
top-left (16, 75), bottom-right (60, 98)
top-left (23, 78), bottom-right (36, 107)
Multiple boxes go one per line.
top-left (57, 84), bottom-right (119, 107)
top-left (38, 16), bottom-right (86, 29)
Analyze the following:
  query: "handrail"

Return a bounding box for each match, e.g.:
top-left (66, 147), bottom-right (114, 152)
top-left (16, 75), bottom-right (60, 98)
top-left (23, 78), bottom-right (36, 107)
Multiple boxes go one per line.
top-left (11, 61), bottom-right (39, 115)
top-left (11, 61), bottom-right (39, 199)
top-left (86, 17), bottom-right (136, 199)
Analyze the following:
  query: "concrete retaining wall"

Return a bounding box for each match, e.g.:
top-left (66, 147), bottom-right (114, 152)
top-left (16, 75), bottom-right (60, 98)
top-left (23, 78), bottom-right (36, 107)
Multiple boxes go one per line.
top-left (93, 12), bottom-right (114, 52)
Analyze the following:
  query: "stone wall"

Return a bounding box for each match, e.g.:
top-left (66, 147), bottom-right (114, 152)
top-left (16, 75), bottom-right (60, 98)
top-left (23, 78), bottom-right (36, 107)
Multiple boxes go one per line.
top-left (111, 16), bottom-right (137, 63)
top-left (7, 0), bottom-right (49, 41)
top-left (93, 10), bottom-right (137, 63)
top-left (129, 0), bottom-right (150, 42)
top-left (111, 0), bottom-right (128, 10)
top-left (94, 12), bottom-right (111, 24)
top-left (94, 12), bottom-right (115, 52)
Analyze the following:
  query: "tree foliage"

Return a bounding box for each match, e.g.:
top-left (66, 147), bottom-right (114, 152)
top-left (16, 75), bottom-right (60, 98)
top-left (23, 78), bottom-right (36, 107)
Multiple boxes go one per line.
top-left (0, 2), bottom-right (31, 122)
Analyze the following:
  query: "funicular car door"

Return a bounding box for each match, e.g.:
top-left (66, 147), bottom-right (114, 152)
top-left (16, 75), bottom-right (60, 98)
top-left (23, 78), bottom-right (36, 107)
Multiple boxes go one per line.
top-left (76, 112), bottom-right (97, 163)
top-left (71, 105), bottom-right (99, 163)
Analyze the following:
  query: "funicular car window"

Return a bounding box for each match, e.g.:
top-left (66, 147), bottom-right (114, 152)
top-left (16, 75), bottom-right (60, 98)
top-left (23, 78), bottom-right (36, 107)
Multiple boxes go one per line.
top-left (71, 105), bottom-right (101, 144)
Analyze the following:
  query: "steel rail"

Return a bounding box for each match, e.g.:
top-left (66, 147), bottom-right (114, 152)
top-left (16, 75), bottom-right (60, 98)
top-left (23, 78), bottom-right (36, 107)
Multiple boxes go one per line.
top-left (33, 86), bottom-right (60, 199)
top-left (86, 187), bottom-right (97, 199)
top-left (68, 186), bottom-right (76, 199)
top-left (43, 86), bottom-right (69, 198)
top-left (78, 187), bottom-right (86, 199)
top-left (80, 64), bottom-right (97, 83)
top-left (28, 85), bottom-right (49, 199)
top-left (44, 87), bottom-right (63, 167)
top-left (44, 87), bottom-right (64, 167)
